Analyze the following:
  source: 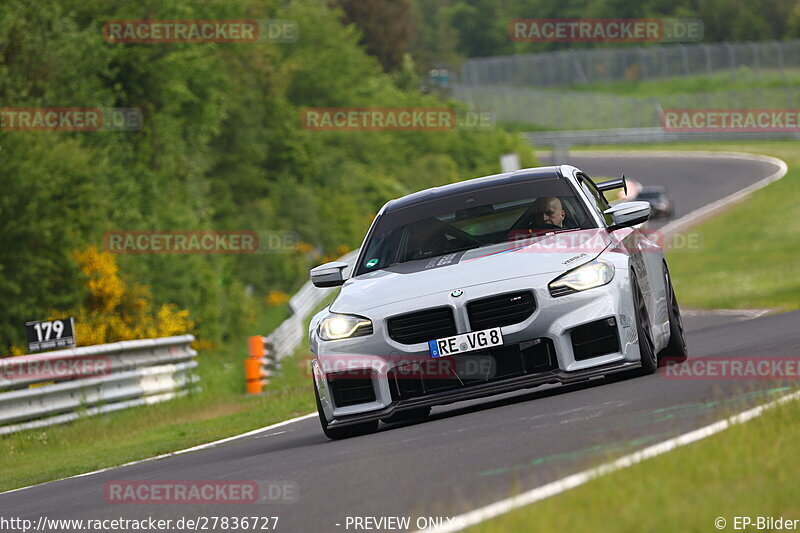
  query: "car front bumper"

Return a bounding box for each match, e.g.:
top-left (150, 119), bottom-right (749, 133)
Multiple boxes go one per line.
top-left (312, 268), bottom-right (642, 427)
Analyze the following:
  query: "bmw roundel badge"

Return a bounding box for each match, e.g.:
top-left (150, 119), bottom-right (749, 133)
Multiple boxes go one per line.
top-left (450, 289), bottom-right (463, 297)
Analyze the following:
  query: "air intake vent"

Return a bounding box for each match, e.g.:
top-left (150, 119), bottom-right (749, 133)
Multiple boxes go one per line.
top-left (387, 307), bottom-right (456, 345)
top-left (327, 370), bottom-right (376, 407)
top-left (571, 318), bottom-right (620, 361)
top-left (467, 291), bottom-right (536, 331)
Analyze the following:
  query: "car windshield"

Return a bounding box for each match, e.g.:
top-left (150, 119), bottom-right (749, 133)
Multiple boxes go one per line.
top-left (356, 177), bottom-right (595, 275)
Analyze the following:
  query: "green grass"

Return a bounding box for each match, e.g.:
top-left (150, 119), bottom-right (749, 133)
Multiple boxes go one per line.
top-left (0, 300), bottom-right (323, 492)
top-left (568, 140), bottom-right (800, 311)
top-left (568, 67), bottom-right (800, 97)
top-left (486, 67), bottom-right (800, 131)
top-left (469, 389), bottom-right (800, 533)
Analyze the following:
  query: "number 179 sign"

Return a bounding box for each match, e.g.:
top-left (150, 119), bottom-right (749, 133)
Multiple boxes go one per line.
top-left (25, 318), bottom-right (76, 353)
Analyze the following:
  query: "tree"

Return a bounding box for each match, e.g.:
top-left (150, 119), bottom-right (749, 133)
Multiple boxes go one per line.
top-left (333, 0), bottom-right (414, 72)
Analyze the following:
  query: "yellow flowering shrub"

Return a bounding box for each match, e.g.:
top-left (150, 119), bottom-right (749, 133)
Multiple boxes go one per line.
top-left (64, 246), bottom-right (195, 347)
top-left (266, 290), bottom-right (290, 307)
top-left (295, 241), bottom-right (315, 254)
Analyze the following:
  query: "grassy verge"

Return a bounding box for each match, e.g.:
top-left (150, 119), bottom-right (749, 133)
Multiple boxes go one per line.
top-left (569, 140), bottom-right (800, 311)
top-left (469, 390), bottom-right (800, 533)
top-left (567, 67), bottom-right (800, 97)
top-left (0, 301), bottom-right (322, 492)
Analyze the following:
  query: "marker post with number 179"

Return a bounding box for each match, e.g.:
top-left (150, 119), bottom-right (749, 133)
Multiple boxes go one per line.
top-left (24, 317), bottom-right (76, 353)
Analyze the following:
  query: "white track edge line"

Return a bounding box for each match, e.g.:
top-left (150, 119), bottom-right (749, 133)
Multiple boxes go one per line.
top-left (417, 389), bottom-right (800, 533)
top-left (0, 412), bottom-right (316, 496)
top-left (657, 153), bottom-right (787, 237)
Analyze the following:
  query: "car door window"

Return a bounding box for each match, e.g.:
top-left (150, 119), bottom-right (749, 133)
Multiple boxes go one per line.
top-left (577, 173), bottom-right (613, 226)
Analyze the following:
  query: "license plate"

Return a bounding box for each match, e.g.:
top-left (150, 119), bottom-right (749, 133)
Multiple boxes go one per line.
top-left (428, 327), bottom-right (503, 358)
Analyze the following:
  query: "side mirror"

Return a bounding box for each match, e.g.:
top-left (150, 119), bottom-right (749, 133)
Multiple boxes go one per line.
top-left (604, 201), bottom-right (651, 229)
top-left (310, 261), bottom-right (349, 288)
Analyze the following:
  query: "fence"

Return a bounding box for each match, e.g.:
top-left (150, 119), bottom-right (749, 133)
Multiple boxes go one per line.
top-left (459, 40), bottom-right (800, 87)
top-left (0, 335), bottom-right (197, 435)
top-left (454, 84), bottom-right (800, 130)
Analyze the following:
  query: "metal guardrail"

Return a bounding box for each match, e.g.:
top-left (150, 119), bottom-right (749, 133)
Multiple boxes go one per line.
top-left (267, 250), bottom-right (360, 359)
top-left (524, 128), bottom-right (800, 147)
top-left (0, 335), bottom-right (198, 435)
top-left (524, 128), bottom-right (800, 161)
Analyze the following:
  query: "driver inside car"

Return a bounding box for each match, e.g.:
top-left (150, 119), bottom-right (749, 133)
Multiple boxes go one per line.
top-left (530, 196), bottom-right (567, 229)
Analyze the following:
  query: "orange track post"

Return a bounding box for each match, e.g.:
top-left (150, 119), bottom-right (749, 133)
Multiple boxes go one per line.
top-left (245, 336), bottom-right (266, 394)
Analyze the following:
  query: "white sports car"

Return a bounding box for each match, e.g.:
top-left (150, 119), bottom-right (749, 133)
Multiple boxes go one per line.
top-left (309, 165), bottom-right (688, 439)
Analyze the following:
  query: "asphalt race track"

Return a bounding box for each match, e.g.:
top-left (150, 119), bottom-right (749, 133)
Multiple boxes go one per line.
top-left (1, 153), bottom-right (797, 532)
top-left (539, 151), bottom-right (784, 229)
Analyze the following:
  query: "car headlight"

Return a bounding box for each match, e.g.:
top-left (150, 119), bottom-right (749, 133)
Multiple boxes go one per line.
top-left (318, 313), bottom-right (373, 341)
top-left (549, 259), bottom-right (615, 296)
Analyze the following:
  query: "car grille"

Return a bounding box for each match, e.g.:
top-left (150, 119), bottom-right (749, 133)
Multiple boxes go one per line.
top-left (467, 291), bottom-right (536, 330)
top-left (387, 307), bottom-right (457, 345)
top-left (387, 338), bottom-right (557, 401)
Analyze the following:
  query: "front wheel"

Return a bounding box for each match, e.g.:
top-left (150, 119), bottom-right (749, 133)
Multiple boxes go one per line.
top-left (632, 271), bottom-right (658, 375)
top-left (659, 265), bottom-right (688, 363)
top-left (315, 385), bottom-right (378, 440)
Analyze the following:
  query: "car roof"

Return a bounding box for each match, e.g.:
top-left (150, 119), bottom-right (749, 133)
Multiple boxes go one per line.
top-left (383, 166), bottom-right (565, 213)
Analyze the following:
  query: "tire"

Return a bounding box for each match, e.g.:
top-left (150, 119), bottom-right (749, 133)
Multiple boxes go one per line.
top-left (631, 271), bottom-right (658, 375)
top-left (381, 407), bottom-right (431, 425)
top-left (315, 385), bottom-right (378, 440)
top-left (658, 265), bottom-right (688, 364)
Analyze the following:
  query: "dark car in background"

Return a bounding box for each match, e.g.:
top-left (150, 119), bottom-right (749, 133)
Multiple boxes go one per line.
top-left (633, 186), bottom-right (674, 218)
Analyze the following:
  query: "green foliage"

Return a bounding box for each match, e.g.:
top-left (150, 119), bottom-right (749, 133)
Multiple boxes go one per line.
top-left (410, 0), bottom-right (800, 61)
top-left (0, 0), bottom-right (533, 351)
top-left (334, 0), bottom-right (414, 72)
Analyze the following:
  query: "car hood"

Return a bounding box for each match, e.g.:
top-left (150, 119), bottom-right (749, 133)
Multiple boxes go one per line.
top-left (332, 229), bottom-right (612, 313)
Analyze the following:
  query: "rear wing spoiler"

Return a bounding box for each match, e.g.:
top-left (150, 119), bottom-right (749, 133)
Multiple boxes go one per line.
top-left (596, 174), bottom-right (628, 195)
